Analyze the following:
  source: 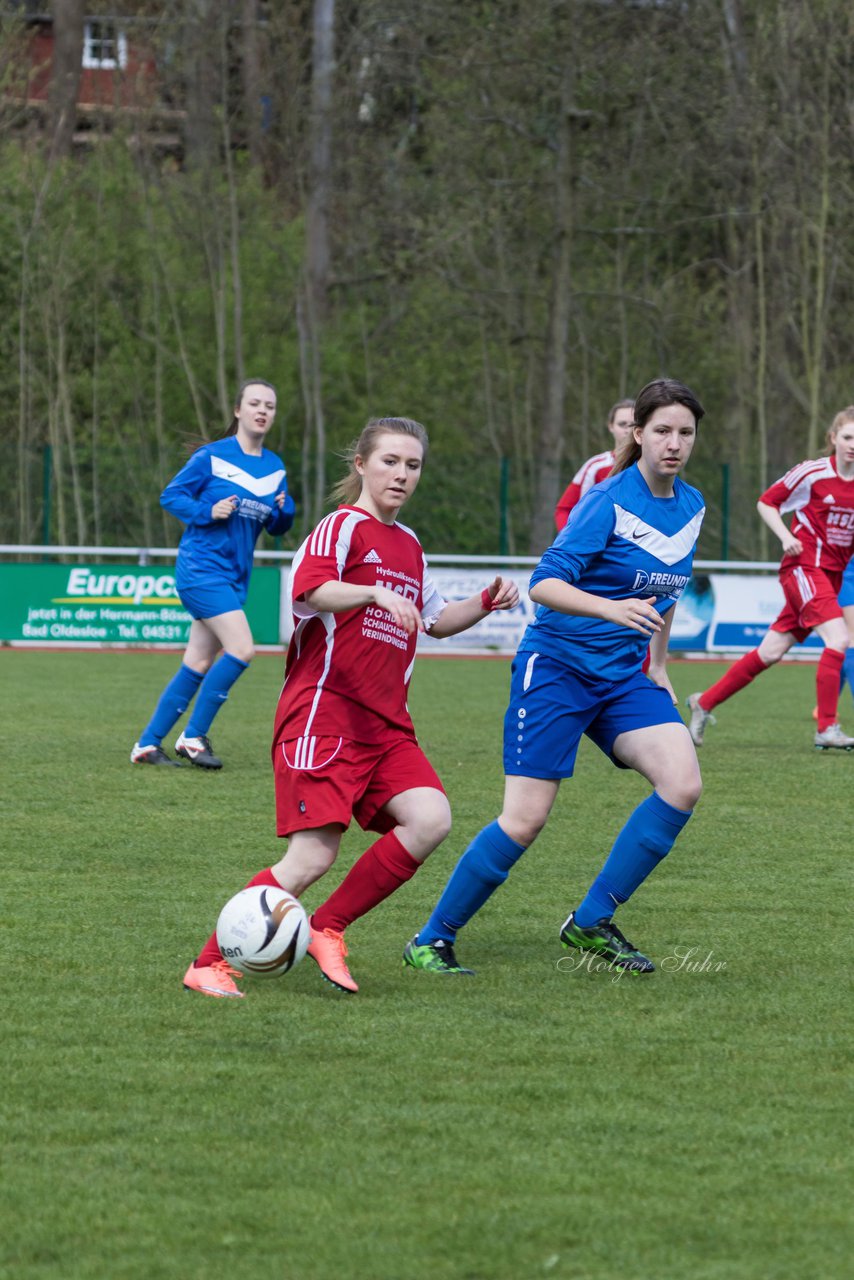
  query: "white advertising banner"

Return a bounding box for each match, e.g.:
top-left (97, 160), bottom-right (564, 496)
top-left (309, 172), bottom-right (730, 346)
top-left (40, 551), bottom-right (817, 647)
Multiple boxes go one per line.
top-left (669, 572), bottom-right (820, 653)
top-left (279, 567), bottom-right (812, 656)
top-left (417, 571), bottom-right (534, 654)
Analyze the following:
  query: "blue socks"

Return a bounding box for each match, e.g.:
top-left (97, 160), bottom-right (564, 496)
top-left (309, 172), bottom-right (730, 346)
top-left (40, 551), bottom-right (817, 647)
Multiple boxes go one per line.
top-left (139, 664), bottom-right (204, 746)
top-left (186, 652), bottom-right (249, 737)
top-left (843, 647), bottom-right (854, 700)
top-left (574, 791), bottom-right (692, 927)
top-left (139, 654), bottom-right (250, 746)
top-left (417, 820), bottom-right (527, 945)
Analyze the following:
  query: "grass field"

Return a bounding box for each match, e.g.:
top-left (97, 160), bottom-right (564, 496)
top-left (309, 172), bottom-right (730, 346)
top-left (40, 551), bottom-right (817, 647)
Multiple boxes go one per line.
top-left (2, 649), bottom-right (851, 1280)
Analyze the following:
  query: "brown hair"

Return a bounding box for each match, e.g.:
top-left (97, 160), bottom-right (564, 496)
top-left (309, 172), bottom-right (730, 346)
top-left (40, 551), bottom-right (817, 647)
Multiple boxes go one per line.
top-left (824, 406), bottom-right (854, 454)
top-left (330, 416), bottom-right (429, 505)
top-left (611, 378), bottom-right (705, 474)
top-left (607, 398), bottom-right (635, 426)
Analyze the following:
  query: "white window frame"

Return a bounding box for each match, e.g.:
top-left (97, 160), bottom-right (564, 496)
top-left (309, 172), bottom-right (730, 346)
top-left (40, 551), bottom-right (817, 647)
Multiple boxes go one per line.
top-left (82, 21), bottom-right (128, 70)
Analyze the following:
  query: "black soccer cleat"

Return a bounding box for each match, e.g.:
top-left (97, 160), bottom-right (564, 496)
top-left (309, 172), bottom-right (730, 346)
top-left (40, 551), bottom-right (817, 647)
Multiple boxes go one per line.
top-left (174, 732), bottom-right (223, 769)
top-left (559, 912), bottom-right (654, 973)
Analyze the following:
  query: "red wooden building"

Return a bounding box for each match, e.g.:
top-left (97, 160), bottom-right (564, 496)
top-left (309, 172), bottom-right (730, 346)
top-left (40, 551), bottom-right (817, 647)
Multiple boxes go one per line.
top-left (5, 6), bottom-right (182, 149)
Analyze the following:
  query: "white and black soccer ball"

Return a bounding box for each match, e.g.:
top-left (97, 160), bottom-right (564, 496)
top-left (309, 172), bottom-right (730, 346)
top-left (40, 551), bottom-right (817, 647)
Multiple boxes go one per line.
top-left (216, 886), bottom-right (309, 978)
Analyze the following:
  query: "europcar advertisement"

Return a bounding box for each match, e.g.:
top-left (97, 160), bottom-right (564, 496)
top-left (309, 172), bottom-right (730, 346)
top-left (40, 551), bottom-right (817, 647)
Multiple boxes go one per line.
top-left (0, 563), bottom-right (280, 646)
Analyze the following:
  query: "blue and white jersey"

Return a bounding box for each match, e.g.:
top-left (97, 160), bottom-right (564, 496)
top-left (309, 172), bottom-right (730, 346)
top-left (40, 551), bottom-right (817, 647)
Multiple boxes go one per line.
top-left (161, 436), bottom-right (295, 594)
top-left (520, 463), bottom-right (705, 682)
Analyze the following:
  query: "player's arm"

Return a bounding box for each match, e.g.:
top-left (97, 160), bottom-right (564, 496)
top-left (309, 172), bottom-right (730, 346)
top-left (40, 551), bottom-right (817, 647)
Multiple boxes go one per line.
top-left (266, 488), bottom-right (296, 534)
top-left (528, 578), bottom-right (663, 638)
top-left (531, 491), bottom-right (661, 637)
top-left (646, 605), bottom-right (678, 703)
top-left (161, 452), bottom-right (221, 526)
top-left (303, 581), bottom-right (424, 634)
top-left (757, 500), bottom-right (803, 558)
top-left (428, 576), bottom-right (520, 638)
top-left (554, 482), bottom-right (581, 531)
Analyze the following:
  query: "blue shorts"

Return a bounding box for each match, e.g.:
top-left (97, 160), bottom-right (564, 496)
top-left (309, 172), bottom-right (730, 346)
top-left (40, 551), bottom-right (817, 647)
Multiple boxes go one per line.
top-left (177, 577), bottom-right (246, 621)
top-left (838, 559), bottom-right (854, 609)
top-left (503, 650), bottom-right (683, 779)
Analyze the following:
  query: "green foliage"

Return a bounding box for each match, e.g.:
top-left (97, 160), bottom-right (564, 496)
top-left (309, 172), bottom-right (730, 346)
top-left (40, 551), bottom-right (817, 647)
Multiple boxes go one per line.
top-left (2, 650), bottom-right (850, 1279)
top-left (4, 3), bottom-right (854, 555)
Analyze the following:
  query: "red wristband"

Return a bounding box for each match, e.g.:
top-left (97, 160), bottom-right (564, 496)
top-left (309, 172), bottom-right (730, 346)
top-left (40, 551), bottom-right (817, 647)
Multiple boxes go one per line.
top-left (481, 588), bottom-right (494, 612)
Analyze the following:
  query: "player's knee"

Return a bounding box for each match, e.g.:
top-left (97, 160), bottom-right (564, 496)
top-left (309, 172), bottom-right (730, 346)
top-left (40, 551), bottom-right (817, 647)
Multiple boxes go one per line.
top-left (231, 641), bottom-right (255, 664)
top-left (665, 774), bottom-right (702, 812)
top-left (499, 810), bottom-right (544, 848)
top-left (423, 804), bottom-right (452, 850)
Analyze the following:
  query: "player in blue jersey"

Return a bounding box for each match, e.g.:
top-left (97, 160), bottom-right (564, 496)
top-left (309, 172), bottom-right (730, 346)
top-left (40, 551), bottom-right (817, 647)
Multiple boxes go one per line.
top-left (403, 377), bottom-right (706, 976)
top-left (130, 378), bottom-right (295, 769)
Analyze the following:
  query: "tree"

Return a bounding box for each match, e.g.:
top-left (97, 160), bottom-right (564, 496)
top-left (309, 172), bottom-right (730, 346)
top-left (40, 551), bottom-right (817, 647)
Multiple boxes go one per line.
top-left (47, 0), bottom-right (84, 160)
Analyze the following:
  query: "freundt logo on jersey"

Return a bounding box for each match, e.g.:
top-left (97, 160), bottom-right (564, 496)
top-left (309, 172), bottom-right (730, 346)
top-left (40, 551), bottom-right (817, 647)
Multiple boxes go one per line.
top-left (632, 569), bottom-right (690, 595)
top-left (64, 567), bottom-right (179, 605)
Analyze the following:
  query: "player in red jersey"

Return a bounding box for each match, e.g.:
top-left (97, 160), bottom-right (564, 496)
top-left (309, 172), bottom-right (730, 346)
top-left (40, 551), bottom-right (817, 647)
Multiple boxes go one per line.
top-left (182, 416), bottom-right (520, 998)
top-left (687, 410), bottom-right (854, 750)
top-left (554, 399), bottom-right (635, 531)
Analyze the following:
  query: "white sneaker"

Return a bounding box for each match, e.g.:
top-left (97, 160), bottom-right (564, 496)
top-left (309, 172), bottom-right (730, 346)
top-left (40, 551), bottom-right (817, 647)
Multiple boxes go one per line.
top-left (814, 723), bottom-right (854, 751)
top-left (686, 693), bottom-right (715, 746)
top-left (174, 732), bottom-right (223, 769)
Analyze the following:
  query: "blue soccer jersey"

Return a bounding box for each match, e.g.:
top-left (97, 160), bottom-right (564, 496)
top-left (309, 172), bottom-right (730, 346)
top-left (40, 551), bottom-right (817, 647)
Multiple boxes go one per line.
top-left (520, 463), bottom-right (705, 681)
top-left (161, 436), bottom-right (294, 595)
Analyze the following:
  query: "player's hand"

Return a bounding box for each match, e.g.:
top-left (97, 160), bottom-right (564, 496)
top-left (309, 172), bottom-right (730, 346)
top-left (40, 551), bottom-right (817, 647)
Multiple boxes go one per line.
top-left (212, 495), bottom-right (238, 520)
top-left (275, 491), bottom-right (285, 509)
top-left (372, 585), bottom-right (424, 634)
top-left (781, 533), bottom-right (803, 557)
top-left (610, 595), bottom-right (663, 636)
top-left (647, 664), bottom-right (678, 704)
top-left (483, 576), bottom-right (520, 611)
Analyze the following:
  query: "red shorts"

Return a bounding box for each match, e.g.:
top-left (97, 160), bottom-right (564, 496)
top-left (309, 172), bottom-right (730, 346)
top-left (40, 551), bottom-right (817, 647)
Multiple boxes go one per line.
top-left (772, 566), bottom-right (843, 643)
top-left (272, 733), bottom-right (445, 837)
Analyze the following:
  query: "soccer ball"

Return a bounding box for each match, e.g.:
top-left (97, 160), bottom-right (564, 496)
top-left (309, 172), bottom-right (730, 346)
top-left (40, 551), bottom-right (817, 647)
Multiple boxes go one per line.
top-left (216, 885), bottom-right (309, 977)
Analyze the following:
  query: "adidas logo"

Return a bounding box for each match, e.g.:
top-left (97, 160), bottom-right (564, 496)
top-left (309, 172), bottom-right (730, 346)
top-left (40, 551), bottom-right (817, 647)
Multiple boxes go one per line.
top-left (363, 549), bottom-right (382, 564)
top-left (823, 493), bottom-right (835, 504)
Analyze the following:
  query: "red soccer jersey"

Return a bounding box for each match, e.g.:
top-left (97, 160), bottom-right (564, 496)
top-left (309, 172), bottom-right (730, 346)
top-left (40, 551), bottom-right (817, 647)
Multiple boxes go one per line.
top-left (554, 450), bottom-right (616, 530)
top-left (761, 456), bottom-right (854, 574)
top-left (273, 506), bottom-right (446, 746)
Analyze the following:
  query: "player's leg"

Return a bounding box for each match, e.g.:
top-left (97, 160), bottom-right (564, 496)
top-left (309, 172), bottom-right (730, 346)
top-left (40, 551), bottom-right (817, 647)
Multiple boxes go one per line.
top-left (305, 739), bottom-right (451, 991)
top-left (130, 618), bottom-right (218, 765)
top-left (309, 786), bottom-right (452, 970)
top-left (404, 774), bottom-right (559, 974)
top-left (184, 825), bottom-right (343, 998)
top-left (813, 616), bottom-right (854, 747)
top-left (176, 610), bottom-right (254, 767)
top-left (562, 683), bottom-right (699, 973)
top-left (405, 652), bottom-right (587, 974)
top-left (686, 626), bottom-right (793, 745)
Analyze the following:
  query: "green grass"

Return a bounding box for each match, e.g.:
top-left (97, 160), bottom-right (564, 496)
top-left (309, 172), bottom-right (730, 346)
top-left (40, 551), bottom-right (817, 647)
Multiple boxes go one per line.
top-left (2, 650), bottom-right (851, 1280)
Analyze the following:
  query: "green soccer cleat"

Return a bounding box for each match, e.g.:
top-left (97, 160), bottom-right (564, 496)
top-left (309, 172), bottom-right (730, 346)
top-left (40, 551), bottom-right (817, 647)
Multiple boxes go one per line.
top-left (402, 936), bottom-right (475, 975)
top-left (559, 912), bottom-right (654, 974)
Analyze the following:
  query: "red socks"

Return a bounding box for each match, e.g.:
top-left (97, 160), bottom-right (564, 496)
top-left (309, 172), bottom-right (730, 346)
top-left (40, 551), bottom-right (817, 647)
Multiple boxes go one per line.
top-left (816, 648), bottom-right (845, 732)
top-left (310, 830), bottom-right (420, 934)
top-left (699, 648), bottom-right (768, 711)
top-left (194, 867), bottom-right (283, 968)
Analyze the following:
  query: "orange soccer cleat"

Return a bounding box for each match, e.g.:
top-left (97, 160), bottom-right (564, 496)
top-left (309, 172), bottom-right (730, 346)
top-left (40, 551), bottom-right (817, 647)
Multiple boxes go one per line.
top-left (306, 921), bottom-right (359, 993)
top-left (182, 959), bottom-right (245, 998)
